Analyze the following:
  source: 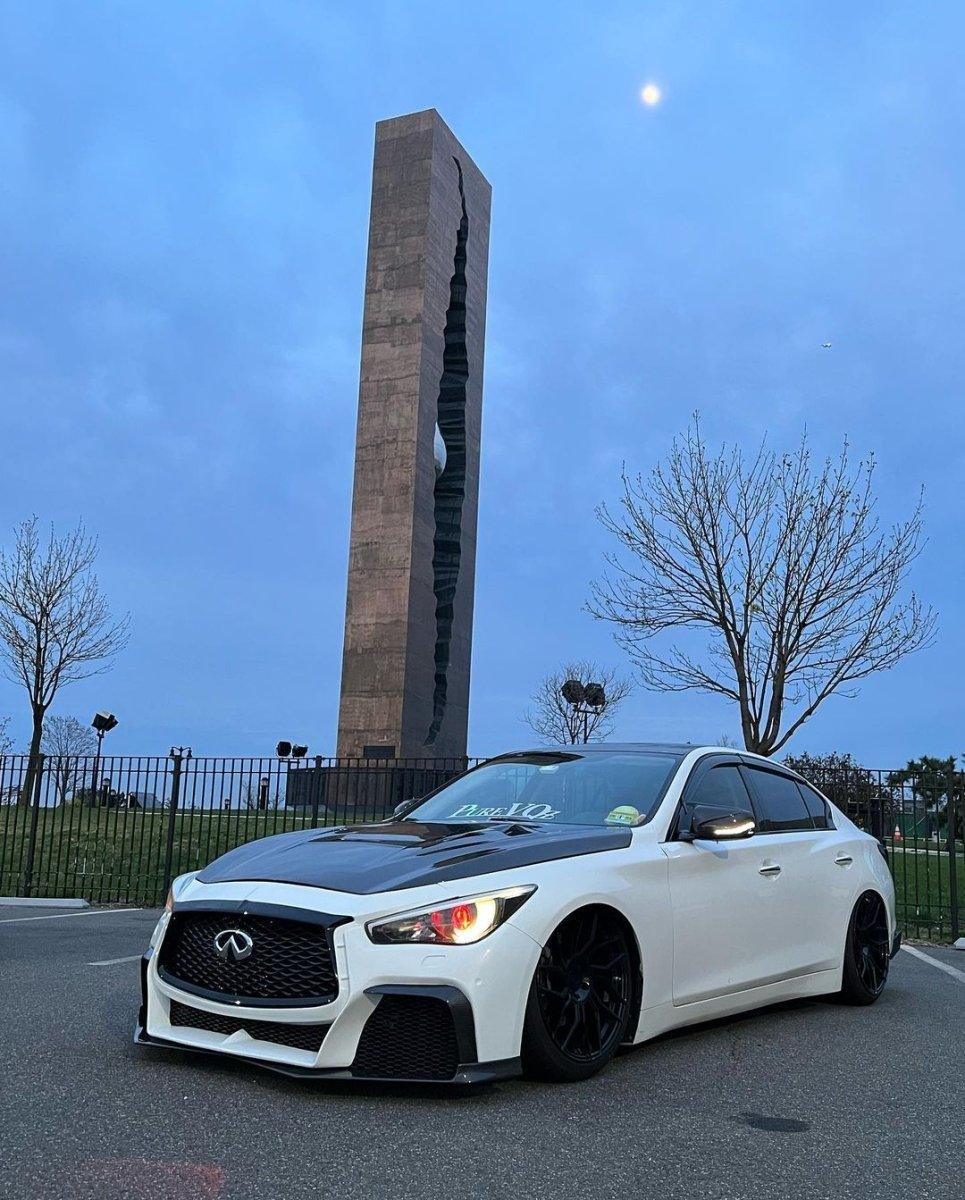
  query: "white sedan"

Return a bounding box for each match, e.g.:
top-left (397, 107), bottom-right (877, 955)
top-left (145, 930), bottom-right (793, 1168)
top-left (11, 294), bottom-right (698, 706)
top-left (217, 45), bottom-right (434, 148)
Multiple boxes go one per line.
top-left (137, 744), bottom-right (899, 1084)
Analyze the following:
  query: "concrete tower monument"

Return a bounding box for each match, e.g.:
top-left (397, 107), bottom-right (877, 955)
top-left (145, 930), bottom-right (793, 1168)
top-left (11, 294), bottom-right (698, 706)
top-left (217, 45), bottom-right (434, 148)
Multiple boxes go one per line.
top-left (336, 110), bottom-right (491, 760)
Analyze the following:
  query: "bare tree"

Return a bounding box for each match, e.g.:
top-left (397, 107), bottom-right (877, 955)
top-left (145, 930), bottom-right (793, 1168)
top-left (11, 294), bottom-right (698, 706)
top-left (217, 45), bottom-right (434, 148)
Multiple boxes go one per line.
top-left (524, 661), bottom-right (632, 744)
top-left (590, 422), bottom-right (936, 756)
top-left (42, 715), bottom-right (97, 805)
top-left (0, 518), bottom-right (130, 803)
top-left (0, 716), bottom-right (13, 757)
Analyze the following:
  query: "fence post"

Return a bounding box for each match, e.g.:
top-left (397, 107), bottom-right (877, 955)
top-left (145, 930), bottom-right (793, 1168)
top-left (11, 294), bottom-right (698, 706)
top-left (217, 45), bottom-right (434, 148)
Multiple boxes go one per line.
top-left (948, 768), bottom-right (960, 942)
top-left (162, 750), bottom-right (185, 896)
top-left (19, 752), bottom-right (46, 897)
top-left (310, 755), bottom-right (322, 827)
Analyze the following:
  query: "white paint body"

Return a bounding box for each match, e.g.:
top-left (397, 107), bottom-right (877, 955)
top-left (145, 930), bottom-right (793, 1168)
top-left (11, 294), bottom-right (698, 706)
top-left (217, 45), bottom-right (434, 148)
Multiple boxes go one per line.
top-left (143, 747), bottom-right (896, 1073)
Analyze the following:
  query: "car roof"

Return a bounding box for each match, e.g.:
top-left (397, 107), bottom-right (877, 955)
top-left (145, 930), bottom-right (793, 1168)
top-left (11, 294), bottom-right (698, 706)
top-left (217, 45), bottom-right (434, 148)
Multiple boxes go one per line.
top-left (489, 743), bottom-right (785, 768)
top-left (491, 742), bottom-right (698, 757)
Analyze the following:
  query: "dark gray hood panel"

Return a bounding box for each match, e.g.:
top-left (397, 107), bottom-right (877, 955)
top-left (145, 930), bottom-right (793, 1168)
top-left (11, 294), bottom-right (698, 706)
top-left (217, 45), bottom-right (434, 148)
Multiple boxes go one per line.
top-left (196, 821), bottom-right (631, 894)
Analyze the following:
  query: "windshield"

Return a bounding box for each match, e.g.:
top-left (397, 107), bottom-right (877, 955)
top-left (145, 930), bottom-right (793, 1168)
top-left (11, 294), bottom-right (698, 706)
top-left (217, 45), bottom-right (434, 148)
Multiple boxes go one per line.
top-left (405, 752), bottom-right (682, 828)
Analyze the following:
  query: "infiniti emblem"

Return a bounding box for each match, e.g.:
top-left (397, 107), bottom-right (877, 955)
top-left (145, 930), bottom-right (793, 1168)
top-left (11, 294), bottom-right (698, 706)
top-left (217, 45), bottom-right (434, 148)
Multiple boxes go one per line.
top-left (213, 928), bottom-right (254, 963)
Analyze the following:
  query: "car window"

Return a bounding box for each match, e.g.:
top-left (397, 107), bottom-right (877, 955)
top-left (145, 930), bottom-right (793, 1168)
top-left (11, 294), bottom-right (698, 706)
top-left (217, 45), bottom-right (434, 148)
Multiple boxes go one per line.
top-left (686, 765), bottom-right (755, 818)
top-left (406, 752), bottom-right (683, 827)
top-left (745, 768), bottom-right (815, 832)
top-left (796, 781), bottom-right (834, 830)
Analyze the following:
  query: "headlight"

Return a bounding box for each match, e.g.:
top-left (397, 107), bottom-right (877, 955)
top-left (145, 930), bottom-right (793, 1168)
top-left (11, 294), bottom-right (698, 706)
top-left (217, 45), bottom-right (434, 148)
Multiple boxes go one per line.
top-left (151, 872), bottom-right (198, 948)
top-left (164, 871), bottom-right (197, 912)
top-left (366, 885), bottom-right (536, 946)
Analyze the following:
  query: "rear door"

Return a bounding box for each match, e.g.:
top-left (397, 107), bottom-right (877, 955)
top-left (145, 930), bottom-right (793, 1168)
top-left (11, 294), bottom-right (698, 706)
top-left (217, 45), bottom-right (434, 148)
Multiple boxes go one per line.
top-left (663, 758), bottom-right (777, 1005)
top-left (739, 764), bottom-right (842, 978)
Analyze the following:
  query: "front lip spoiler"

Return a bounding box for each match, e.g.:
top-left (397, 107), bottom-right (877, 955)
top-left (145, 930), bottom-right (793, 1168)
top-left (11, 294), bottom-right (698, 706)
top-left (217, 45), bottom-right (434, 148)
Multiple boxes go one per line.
top-left (133, 1023), bottom-right (519, 1085)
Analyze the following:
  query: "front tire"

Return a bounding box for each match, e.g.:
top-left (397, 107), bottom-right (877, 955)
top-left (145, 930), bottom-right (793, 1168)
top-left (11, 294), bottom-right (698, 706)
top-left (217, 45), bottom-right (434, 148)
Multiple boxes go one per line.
top-left (521, 908), bottom-right (632, 1082)
top-left (838, 892), bottom-right (890, 1004)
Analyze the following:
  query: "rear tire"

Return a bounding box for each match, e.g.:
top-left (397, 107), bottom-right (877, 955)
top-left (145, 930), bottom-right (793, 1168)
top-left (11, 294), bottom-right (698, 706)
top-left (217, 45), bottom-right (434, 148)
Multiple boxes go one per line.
top-left (521, 908), bottom-right (632, 1082)
top-left (837, 892), bottom-right (890, 1005)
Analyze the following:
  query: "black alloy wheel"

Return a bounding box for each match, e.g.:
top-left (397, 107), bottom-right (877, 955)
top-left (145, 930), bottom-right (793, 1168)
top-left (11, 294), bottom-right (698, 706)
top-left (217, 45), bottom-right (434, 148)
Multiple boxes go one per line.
top-left (522, 908), bottom-right (632, 1081)
top-left (839, 892), bottom-right (890, 1004)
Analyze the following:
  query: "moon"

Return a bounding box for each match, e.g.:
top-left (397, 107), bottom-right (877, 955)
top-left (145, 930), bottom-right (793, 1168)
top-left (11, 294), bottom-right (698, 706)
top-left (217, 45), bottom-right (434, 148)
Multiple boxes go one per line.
top-left (640, 82), bottom-right (662, 107)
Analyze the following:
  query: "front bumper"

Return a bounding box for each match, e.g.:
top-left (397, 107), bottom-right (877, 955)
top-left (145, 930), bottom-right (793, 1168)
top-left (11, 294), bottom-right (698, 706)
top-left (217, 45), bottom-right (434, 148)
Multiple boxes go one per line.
top-left (137, 890), bottom-right (539, 1084)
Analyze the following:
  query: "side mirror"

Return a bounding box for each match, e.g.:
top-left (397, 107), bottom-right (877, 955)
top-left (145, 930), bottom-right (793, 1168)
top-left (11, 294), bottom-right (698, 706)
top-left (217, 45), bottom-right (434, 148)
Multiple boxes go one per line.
top-left (683, 804), bottom-right (755, 841)
top-left (393, 798), bottom-right (420, 818)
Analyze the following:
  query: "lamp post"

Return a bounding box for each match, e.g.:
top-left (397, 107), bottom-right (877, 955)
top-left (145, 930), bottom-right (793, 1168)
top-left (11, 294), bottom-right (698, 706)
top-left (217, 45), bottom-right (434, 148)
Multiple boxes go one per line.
top-left (560, 680), bottom-right (607, 744)
top-left (90, 712), bottom-right (118, 805)
top-left (276, 741), bottom-right (309, 812)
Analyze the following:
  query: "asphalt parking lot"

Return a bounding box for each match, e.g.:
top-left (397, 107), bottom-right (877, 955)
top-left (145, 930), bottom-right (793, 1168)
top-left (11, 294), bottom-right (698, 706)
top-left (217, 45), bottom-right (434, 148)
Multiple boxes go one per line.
top-left (1, 907), bottom-right (961, 1200)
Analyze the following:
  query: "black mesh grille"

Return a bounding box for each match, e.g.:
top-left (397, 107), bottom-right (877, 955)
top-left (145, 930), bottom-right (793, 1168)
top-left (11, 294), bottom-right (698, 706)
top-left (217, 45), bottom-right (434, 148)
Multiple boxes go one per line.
top-left (352, 995), bottom-right (460, 1080)
top-left (169, 1000), bottom-right (329, 1052)
top-left (159, 911), bottom-right (338, 1004)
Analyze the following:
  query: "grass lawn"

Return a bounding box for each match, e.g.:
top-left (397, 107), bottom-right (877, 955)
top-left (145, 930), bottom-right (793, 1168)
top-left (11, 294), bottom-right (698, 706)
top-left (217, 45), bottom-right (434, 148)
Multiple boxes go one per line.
top-left (890, 844), bottom-right (964, 942)
top-left (0, 806), bottom-right (347, 905)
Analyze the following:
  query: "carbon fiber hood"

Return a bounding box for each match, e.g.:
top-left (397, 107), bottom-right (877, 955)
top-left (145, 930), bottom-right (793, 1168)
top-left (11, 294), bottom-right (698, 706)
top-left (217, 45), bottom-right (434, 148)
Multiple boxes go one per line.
top-left (196, 820), bottom-right (631, 894)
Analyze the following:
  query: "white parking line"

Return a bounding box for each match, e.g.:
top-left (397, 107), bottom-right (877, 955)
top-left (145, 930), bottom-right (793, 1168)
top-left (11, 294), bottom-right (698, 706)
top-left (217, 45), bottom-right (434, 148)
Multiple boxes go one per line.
top-left (901, 943), bottom-right (965, 984)
top-left (88, 954), bottom-right (143, 967)
top-left (0, 907), bottom-right (142, 924)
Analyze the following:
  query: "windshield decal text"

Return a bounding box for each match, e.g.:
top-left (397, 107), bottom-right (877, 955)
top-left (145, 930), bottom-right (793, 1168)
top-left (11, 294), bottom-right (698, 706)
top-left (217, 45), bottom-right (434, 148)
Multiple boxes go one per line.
top-left (448, 802), bottom-right (562, 821)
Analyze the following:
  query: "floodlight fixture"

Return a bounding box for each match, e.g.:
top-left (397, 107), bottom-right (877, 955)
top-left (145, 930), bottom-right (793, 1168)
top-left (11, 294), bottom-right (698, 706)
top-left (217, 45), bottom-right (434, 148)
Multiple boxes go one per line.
top-left (276, 740), bottom-right (292, 758)
top-left (560, 679), bottom-right (585, 706)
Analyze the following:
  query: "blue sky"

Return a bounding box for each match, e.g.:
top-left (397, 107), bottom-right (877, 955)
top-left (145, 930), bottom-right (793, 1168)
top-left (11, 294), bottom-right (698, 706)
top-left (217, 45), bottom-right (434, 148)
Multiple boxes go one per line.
top-left (1, 2), bottom-right (962, 764)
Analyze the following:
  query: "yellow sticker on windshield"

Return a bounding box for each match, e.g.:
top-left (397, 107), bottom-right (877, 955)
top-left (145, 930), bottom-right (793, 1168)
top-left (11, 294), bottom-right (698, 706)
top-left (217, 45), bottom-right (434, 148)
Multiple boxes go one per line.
top-left (606, 805), bottom-right (640, 826)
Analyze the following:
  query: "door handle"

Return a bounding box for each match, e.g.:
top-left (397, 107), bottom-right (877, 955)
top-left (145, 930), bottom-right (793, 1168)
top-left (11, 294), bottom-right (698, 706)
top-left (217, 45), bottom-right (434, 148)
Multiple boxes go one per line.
top-left (834, 854), bottom-right (853, 866)
top-left (758, 863), bottom-right (782, 877)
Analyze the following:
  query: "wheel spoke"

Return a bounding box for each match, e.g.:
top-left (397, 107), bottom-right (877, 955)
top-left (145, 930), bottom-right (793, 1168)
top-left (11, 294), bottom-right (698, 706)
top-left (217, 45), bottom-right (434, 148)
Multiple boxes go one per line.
top-left (590, 990), bottom-right (623, 1025)
top-left (552, 994), bottom-right (573, 1032)
top-left (586, 998), bottom-right (602, 1051)
top-left (583, 940), bottom-right (628, 969)
top-left (574, 911), bottom-right (598, 957)
top-left (559, 1004), bottom-right (582, 1051)
top-left (587, 956), bottom-right (628, 983)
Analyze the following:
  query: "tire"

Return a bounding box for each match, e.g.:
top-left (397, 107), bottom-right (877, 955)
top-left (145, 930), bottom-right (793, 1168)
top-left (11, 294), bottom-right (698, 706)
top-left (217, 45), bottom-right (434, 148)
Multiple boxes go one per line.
top-left (521, 908), bottom-right (633, 1082)
top-left (837, 892), bottom-right (890, 1005)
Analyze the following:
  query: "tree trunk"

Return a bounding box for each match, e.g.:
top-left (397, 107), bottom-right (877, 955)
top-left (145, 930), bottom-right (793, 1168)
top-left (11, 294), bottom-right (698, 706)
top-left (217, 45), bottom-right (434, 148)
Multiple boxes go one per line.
top-left (19, 709), bottom-right (44, 807)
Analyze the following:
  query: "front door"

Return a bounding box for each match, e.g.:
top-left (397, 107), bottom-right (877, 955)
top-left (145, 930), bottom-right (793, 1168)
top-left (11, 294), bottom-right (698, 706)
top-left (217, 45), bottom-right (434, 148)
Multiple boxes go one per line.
top-left (663, 760), bottom-right (779, 1005)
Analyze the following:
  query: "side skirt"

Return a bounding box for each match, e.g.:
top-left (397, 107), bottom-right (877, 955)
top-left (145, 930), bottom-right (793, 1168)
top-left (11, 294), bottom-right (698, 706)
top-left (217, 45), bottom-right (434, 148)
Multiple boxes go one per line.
top-left (632, 967), bottom-right (842, 1044)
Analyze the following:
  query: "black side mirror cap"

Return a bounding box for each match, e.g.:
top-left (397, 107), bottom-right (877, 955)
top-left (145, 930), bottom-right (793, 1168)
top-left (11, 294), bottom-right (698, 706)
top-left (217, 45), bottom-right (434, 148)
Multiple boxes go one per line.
top-left (681, 804), bottom-right (756, 841)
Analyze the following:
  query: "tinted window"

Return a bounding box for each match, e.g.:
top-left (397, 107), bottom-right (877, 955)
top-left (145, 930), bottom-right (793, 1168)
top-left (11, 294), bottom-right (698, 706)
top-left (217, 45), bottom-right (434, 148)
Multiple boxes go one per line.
top-left (687, 765), bottom-right (755, 817)
top-left (797, 781), bottom-right (834, 830)
top-left (746, 768), bottom-right (814, 832)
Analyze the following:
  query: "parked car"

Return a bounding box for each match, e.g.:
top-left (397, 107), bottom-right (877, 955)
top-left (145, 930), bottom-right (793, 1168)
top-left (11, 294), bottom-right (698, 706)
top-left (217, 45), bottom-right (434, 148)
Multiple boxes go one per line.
top-left (137, 743), bottom-right (899, 1084)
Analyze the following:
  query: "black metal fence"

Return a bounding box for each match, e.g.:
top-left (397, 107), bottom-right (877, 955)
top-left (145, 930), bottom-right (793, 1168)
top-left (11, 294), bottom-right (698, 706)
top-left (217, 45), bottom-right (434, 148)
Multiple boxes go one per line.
top-left (0, 753), bottom-right (961, 941)
top-left (0, 753), bottom-right (478, 907)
